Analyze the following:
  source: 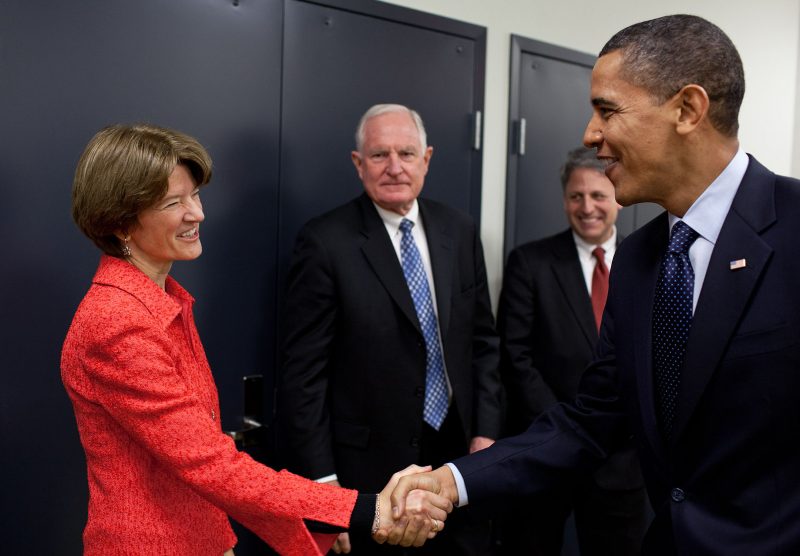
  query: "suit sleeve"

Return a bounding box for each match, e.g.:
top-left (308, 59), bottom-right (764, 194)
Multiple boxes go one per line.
top-left (469, 224), bottom-right (505, 440)
top-left (497, 247), bottom-right (558, 427)
top-left (453, 290), bottom-right (628, 506)
top-left (278, 224), bottom-right (339, 480)
top-left (77, 293), bottom-right (357, 556)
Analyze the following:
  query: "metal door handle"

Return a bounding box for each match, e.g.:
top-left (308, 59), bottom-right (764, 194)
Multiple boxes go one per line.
top-left (472, 110), bottom-right (482, 151)
top-left (224, 374), bottom-right (265, 447)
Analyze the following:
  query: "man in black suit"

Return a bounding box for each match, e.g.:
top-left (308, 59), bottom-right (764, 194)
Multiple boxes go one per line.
top-left (390, 15), bottom-right (800, 555)
top-left (279, 104), bottom-right (502, 554)
top-left (498, 147), bottom-right (648, 555)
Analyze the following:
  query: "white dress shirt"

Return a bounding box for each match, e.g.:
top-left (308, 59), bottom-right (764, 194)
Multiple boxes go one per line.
top-left (675, 147), bottom-right (747, 311)
top-left (573, 226), bottom-right (618, 295)
top-left (374, 200), bottom-right (439, 314)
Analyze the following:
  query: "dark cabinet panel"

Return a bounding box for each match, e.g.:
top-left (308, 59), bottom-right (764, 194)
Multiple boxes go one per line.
top-left (279, 0), bottom-right (485, 269)
top-left (1, 1), bottom-right (283, 553)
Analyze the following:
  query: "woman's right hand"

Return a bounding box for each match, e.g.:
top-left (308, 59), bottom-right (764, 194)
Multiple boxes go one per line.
top-left (372, 464), bottom-right (453, 547)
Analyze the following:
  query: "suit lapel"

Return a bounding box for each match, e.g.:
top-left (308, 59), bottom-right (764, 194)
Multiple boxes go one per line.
top-left (631, 214), bottom-right (670, 461)
top-left (670, 157), bottom-right (776, 446)
top-left (357, 195), bottom-right (422, 334)
top-left (419, 200), bottom-right (454, 335)
top-left (550, 230), bottom-right (597, 347)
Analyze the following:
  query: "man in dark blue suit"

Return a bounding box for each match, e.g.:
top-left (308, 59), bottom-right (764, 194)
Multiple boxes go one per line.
top-left (389, 14), bottom-right (800, 555)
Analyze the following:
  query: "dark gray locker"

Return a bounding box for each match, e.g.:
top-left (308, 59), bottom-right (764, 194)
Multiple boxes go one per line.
top-left (279, 0), bottom-right (486, 270)
top-left (1, 1), bottom-right (283, 553)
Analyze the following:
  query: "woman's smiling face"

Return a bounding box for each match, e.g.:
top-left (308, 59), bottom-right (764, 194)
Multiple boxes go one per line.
top-left (126, 163), bottom-right (205, 279)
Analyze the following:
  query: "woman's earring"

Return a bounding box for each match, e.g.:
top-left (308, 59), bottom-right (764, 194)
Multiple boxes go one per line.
top-left (122, 236), bottom-right (131, 257)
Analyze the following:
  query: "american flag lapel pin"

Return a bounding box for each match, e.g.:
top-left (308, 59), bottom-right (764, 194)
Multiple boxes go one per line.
top-left (729, 258), bottom-right (747, 270)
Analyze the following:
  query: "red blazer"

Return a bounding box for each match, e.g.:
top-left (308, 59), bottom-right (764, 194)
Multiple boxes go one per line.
top-left (62, 256), bottom-right (356, 556)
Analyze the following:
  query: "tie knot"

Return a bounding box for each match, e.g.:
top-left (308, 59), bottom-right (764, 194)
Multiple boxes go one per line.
top-left (400, 218), bottom-right (414, 235)
top-left (668, 221), bottom-right (699, 255)
top-left (592, 246), bottom-right (605, 264)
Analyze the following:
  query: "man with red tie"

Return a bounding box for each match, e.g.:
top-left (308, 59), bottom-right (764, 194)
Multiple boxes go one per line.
top-left (497, 146), bottom-right (648, 555)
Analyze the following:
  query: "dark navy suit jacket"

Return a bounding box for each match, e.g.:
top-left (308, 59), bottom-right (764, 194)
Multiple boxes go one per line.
top-left (499, 228), bottom-right (643, 491)
top-left (454, 156), bottom-right (800, 554)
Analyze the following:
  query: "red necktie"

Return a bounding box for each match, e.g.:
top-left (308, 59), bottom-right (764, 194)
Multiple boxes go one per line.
top-left (591, 247), bottom-right (609, 332)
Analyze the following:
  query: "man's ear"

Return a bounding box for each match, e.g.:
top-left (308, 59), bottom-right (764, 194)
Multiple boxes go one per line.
top-left (674, 84), bottom-right (710, 135)
top-left (421, 146), bottom-right (433, 174)
top-left (423, 145), bottom-right (433, 164)
top-left (351, 151), bottom-right (364, 180)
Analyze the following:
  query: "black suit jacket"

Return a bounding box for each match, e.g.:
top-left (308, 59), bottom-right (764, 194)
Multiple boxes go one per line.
top-left (455, 156), bottom-right (800, 554)
top-left (279, 193), bottom-right (503, 492)
top-left (498, 229), bottom-right (643, 490)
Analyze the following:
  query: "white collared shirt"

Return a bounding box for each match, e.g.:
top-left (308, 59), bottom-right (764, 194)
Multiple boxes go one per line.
top-left (373, 200), bottom-right (438, 316)
top-left (672, 147), bottom-right (748, 312)
top-left (573, 227), bottom-right (618, 295)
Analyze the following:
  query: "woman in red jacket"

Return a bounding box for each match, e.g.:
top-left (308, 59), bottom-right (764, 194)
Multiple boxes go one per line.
top-left (62, 124), bottom-right (451, 555)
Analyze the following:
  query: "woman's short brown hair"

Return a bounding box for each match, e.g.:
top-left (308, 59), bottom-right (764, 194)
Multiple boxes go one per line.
top-left (72, 124), bottom-right (212, 257)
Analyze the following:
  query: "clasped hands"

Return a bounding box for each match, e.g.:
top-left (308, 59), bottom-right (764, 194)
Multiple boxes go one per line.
top-left (329, 464), bottom-right (458, 553)
top-left (372, 464), bottom-right (458, 548)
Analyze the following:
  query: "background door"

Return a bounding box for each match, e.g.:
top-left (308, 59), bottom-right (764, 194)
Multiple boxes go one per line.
top-left (278, 0), bottom-right (485, 278)
top-left (504, 35), bottom-right (661, 256)
top-left (502, 34), bottom-right (660, 555)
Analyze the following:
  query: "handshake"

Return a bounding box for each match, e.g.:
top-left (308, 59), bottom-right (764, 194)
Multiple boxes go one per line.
top-left (331, 464), bottom-right (460, 553)
top-left (373, 464), bottom-right (458, 547)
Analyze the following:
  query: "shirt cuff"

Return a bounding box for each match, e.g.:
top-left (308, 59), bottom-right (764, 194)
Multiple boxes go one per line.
top-left (315, 473), bottom-right (339, 483)
top-left (445, 462), bottom-right (468, 507)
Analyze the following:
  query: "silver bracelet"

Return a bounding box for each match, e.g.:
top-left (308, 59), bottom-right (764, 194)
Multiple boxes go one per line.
top-left (371, 495), bottom-right (381, 535)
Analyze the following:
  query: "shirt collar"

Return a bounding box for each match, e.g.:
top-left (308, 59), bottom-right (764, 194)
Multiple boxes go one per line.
top-left (572, 225), bottom-right (617, 256)
top-left (373, 199), bottom-right (420, 232)
top-left (92, 255), bottom-right (193, 329)
top-left (670, 147), bottom-right (748, 243)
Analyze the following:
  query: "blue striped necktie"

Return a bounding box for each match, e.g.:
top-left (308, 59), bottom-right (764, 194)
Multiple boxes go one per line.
top-left (399, 218), bottom-right (448, 430)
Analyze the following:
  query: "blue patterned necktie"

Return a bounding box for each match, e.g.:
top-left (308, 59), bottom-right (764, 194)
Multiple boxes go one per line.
top-left (652, 220), bottom-right (699, 438)
top-left (399, 218), bottom-right (448, 430)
